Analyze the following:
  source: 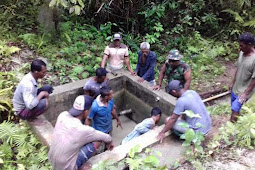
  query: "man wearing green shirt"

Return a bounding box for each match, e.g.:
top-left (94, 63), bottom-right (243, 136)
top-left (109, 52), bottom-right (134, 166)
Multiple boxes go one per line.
top-left (230, 32), bottom-right (255, 122)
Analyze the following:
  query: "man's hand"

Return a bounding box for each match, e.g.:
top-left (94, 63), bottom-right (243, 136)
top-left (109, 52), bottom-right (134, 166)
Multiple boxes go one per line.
top-left (38, 91), bottom-right (49, 99)
top-left (239, 92), bottom-right (248, 104)
top-left (106, 141), bottom-right (114, 151)
top-left (157, 132), bottom-right (165, 143)
top-left (137, 77), bottom-right (144, 83)
top-left (117, 120), bottom-right (123, 129)
top-left (131, 72), bottom-right (137, 76)
top-left (152, 85), bottom-right (161, 90)
top-left (129, 70), bottom-right (136, 75)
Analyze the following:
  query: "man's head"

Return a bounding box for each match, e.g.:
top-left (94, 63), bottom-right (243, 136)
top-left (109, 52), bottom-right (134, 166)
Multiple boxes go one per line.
top-left (69, 95), bottom-right (94, 119)
top-left (31, 59), bottom-right (47, 79)
top-left (95, 67), bottom-right (108, 83)
top-left (113, 33), bottom-right (122, 47)
top-left (238, 32), bottom-right (255, 54)
top-left (100, 86), bottom-right (113, 102)
top-left (140, 42), bottom-right (150, 56)
top-left (167, 50), bottom-right (182, 68)
top-left (151, 107), bottom-right (162, 124)
top-left (167, 80), bottom-right (183, 97)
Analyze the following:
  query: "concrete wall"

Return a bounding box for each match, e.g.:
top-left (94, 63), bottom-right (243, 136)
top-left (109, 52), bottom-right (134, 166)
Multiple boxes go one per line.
top-left (26, 70), bottom-right (180, 167)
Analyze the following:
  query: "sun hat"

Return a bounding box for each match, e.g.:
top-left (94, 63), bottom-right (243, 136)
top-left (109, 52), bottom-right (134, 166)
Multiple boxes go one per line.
top-left (167, 49), bottom-right (182, 61)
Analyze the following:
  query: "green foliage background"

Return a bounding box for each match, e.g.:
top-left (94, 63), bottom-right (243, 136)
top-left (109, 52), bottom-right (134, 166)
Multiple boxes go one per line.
top-left (1, 0), bottom-right (255, 169)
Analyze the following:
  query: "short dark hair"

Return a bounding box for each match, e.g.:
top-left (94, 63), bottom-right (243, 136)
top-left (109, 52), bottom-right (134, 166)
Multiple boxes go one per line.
top-left (238, 32), bottom-right (255, 45)
top-left (31, 59), bottom-right (46, 72)
top-left (151, 107), bottom-right (162, 116)
top-left (96, 67), bottom-right (108, 78)
top-left (100, 86), bottom-right (111, 97)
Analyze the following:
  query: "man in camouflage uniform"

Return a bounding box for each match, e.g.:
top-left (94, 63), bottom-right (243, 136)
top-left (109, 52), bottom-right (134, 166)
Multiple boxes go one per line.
top-left (153, 49), bottom-right (191, 92)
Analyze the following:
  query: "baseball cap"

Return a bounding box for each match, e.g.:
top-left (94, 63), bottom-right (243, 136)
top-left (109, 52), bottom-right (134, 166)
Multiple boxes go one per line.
top-left (168, 80), bottom-right (183, 92)
top-left (113, 33), bottom-right (122, 40)
top-left (167, 49), bottom-right (183, 61)
top-left (96, 67), bottom-right (108, 78)
top-left (69, 95), bottom-right (93, 116)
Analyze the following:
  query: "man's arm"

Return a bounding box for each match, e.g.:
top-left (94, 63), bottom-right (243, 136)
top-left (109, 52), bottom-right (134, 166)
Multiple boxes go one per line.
top-left (239, 78), bottom-right (255, 103)
top-left (157, 113), bottom-right (180, 143)
top-left (81, 126), bottom-right (112, 144)
top-left (23, 85), bottom-right (49, 110)
top-left (101, 54), bottom-right (108, 68)
top-left (111, 107), bottom-right (122, 128)
top-left (85, 117), bottom-right (92, 126)
top-left (152, 63), bottom-right (166, 90)
top-left (124, 56), bottom-right (134, 73)
top-left (183, 68), bottom-right (191, 91)
top-left (139, 56), bottom-right (156, 83)
top-left (229, 69), bottom-right (238, 91)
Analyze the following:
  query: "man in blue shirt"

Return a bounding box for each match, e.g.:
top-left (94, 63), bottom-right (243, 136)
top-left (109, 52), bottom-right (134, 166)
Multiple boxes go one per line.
top-left (85, 86), bottom-right (122, 134)
top-left (157, 80), bottom-right (211, 143)
top-left (133, 42), bottom-right (157, 85)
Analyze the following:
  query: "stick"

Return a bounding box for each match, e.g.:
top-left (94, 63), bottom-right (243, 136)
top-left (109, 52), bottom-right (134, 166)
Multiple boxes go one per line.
top-left (202, 91), bottom-right (230, 103)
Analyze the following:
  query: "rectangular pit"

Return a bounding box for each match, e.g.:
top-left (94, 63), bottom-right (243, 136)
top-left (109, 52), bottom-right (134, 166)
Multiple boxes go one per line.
top-left (26, 70), bottom-right (184, 167)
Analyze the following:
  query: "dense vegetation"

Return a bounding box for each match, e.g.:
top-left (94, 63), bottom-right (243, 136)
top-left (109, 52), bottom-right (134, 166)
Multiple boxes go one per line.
top-left (1, 0), bottom-right (255, 169)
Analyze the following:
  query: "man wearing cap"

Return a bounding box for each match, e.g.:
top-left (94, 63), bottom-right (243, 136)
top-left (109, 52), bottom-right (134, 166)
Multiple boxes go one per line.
top-left (133, 42), bottom-right (157, 85)
top-left (152, 49), bottom-right (191, 92)
top-left (84, 67), bottom-right (109, 99)
top-left (13, 59), bottom-right (53, 120)
top-left (229, 32), bottom-right (255, 122)
top-left (85, 86), bottom-right (122, 135)
top-left (48, 95), bottom-right (113, 170)
top-left (101, 33), bottom-right (134, 74)
top-left (157, 80), bottom-right (211, 143)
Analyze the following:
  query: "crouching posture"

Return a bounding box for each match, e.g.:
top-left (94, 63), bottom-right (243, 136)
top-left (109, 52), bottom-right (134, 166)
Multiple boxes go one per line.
top-left (13, 59), bottom-right (53, 120)
top-left (157, 80), bottom-right (211, 143)
top-left (48, 95), bottom-right (113, 170)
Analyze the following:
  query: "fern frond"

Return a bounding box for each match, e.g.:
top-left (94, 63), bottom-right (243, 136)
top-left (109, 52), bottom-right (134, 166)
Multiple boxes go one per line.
top-left (222, 9), bottom-right (244, 23)
top-left (243, 18), bottom-right (255, 28)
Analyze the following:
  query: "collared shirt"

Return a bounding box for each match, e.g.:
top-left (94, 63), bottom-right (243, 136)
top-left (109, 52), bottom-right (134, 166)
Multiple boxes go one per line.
top-left (135, 51), bottom-right (156, 82)
top-left (48, 111), bottom-right (112, 170)
top-left (88, 95), bottom-right (114, 133)
top-left (104, 43), bottom-right (129, 70)
top-left (173, 90), bottom-right (211, 134)
top-left (13, 72), bottom-right (39, 111)
top-left (233, 51), bottom-right (255, 98)
top-left (122, 118), bottom-right (155, 144)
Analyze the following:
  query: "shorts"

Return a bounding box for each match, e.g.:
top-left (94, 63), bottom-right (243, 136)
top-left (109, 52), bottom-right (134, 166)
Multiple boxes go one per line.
top-left (18, 99), bottom-right (47, 120)
top-left (231, 91), bottom-right (243, 113)
top-left (76, 143), bottom-right (96, 169)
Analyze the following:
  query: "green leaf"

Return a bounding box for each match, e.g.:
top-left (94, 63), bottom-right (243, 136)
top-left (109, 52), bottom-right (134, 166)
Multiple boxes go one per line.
top-left (181, 110), bottom-right (201, 118)
top-left (49, 0), bottom-right (57, 7)
top-left (143, 155), bottom-right (160, 166)
top-left (77, 0), bottom-right (85, 8)
top-left (178, 122), bottom-right (189, 128)
top-left (128, 144), bottom-right (141, 158)
top-left (81, 72), bottom-right (89, 79)
top-left (184, 129), bottom-right (196, 141)
top-left (73, 65), bottom-right (84, 74)
top-left (74, 5), bottom-right (81, 15)
top-left (154, 151), bottom-right (162, 157)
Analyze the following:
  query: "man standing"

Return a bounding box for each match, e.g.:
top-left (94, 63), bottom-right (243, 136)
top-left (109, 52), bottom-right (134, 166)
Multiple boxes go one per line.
top-left (133, 42), bottom-right (157, 85)
top-left (229, 32), bottom-right (255, 122)
top-left (85, 86), bottom-right (122, 134)
top-left (84, 67), bottom-right (108, 99)
top-left (153, 49), bottom-right (191, 91)
top-left (157, 80), bottom-right (211, 143)
top-left (13, 59), bottom-right (53, 120)
top-left (48, 95), bottom-right (113, 170)
top-left (101, 33), bottom-right (134, 74)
